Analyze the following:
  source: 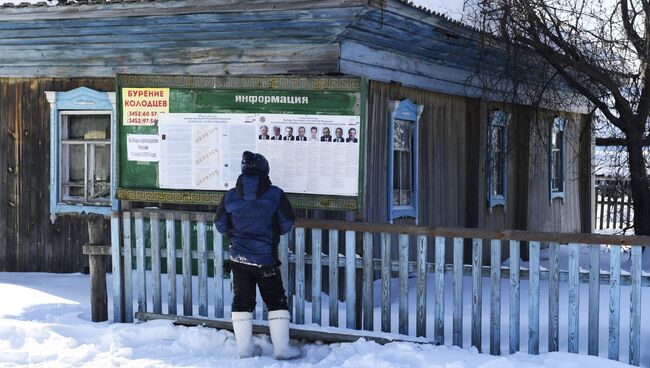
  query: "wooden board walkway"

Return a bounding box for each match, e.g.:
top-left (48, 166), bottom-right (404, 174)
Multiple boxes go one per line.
top-left (135, 312), bottom-right (438, 346)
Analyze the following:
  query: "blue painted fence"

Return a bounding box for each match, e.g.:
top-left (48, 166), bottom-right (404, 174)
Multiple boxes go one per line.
top-left (111, 210), bottom-right (649, 366)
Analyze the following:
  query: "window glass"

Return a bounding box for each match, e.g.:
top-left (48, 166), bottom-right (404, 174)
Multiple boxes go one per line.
top-left (92, 145), bottom-right (111, 200)
top-left (67, 145), bottom-right (86, 183)
top-left (549, 117), bottom-right (566, 198)
top-left (68, 114), bottom-right (111, 140)
top-left (60, 113), bottom-right (111, 205)
top-left (393, 119), bottom-right (413, 206)
top-left (491, 125), bottom-right (505, 196)
top-left (551, 128), bottom-right (563, 191)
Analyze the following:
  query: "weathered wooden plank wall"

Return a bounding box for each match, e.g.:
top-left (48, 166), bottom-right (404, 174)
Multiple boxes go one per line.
top-left (0, 77), bottom-right (113, 272)
top-left (0, 80), bottom-right (8, 272)
top-left (0, 4), bottom-right (359, 78)
top-left (365, 81), bottom-right (468, 228)
top-left (527, 112), bottom-right (585, 233)
top-left (365, 81), bottom-right (589, 266)
top-left (475, 103), bottom-right (531, 232)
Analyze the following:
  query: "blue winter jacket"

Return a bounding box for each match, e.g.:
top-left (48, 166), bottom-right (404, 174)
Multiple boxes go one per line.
top-left (214, 175), bottom-right (294, 266)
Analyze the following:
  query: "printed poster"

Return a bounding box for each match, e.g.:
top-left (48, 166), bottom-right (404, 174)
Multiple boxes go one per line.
top-left (157, 112), bottom-right (360, 196)
top-left (122, 88), bottom-right (169, 126)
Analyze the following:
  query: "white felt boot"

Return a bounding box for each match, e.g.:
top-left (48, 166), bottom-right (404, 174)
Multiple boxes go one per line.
top-left (231, 311), bottom-right (262, 358)
top-left (268, 310), bottom-right (301, 360)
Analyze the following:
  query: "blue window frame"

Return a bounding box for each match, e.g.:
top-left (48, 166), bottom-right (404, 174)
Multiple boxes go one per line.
top-left (46, 87), bottom-right (117, 222)
top-left (388, 98), bottom-right (423, 222)
top-left (549, 116), bottom-right (566, 200)
top-left (487, 109), bottom-right (509, 209)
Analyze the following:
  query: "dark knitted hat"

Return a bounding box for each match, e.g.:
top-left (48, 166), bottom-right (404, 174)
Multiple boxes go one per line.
top-left (241, 151), bottom-right (270, 176)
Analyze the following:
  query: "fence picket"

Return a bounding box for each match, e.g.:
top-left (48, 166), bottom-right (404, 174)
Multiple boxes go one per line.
top-left (416, 235), bottom-right (427, 337)
top-left (165, 213), bottom-right (177, 315)
top-left (490, 239), bottom-right (501, 355)
top-left (111, 212), bottom-right (123, 322)
top-left (312, 229), bottom-right (323, 325)
top-left (381, 233), bottom-right (391, 333)
top-left (181, 214), bottom-right (192, 316)
top-left (363, 232), bottom-right (374, 331)
top-left (279, 234), bottom-right (290, 319)
top-left (346, 230), bottom-right (357, 329)
top-left (588, 244), bottom-right (600, 356)
top-left (213, 226), bottom-right (224, 318)
top-left (471, 238), bottom-right (482, 351)
top-left (453, 237), bottom-right (463, 347)
top-left (434, 236), bottom-right (445, 344)
top-left (605, 191), bottom-right (612, 229)
top-left (329, 229), bottom-right (339, 327)
top-left (196, 215), bottom-right (208, 317)
top-left (617, 195), bottom-right (624, 229)
top-left (149, 213), bottom-right (162, 315)
top-left (295, 227), bottom-right (306, 324)
top-left (598, 190), bottom-right (605, 229)
top-left (568, 243), bottom-right (580, 353)
top-left (122, 212), bottom-right (133, 323)
top-left (626, 195), bottom-right (632, 227)
top-left (548, 242), bottom-right (559, 352)
top-left (509, 240), bottom-right (520, 354)
top-left (629, 245), bottom-right (642, 366)
top-left (608, 245), bottom-right (621, 360)
top-left (528, 241), bottom-right (540, 355)
top-left (135, 212), bottom-right (147, 315)
top-left (399, 234), bottom-right (409, 335)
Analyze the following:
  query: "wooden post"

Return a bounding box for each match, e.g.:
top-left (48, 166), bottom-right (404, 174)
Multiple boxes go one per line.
top-left (84, 214), bottom-right (109, 322)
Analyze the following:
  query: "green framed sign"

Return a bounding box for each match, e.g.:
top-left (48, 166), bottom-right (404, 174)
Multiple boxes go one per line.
top-left (116, 74), bottom-right (366, 210)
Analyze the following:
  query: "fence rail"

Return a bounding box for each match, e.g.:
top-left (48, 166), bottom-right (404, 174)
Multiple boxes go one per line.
top-left (111, 210), bottom-right (649, 366)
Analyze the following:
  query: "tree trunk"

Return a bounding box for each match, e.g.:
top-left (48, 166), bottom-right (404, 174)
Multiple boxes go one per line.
top-left (626, 135), bottom-right (650, 235)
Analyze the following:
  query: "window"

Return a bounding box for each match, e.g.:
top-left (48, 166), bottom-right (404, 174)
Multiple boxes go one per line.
top-left (59, 112), bottom-right (111, 205)
top-left (388, 99), bottom-right (423, 222)
top-left (46, 87), bottom-right (116, 221)
top-left (549, 116), bottom-right (566, 200)
top-left (487, 109), bottom-right (509, 209)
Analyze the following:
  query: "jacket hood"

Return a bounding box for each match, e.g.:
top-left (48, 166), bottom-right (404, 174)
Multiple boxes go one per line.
top-left (236, 174), bottom-right (272, 200)
top-left (241, 151), bottom-right (270, 176)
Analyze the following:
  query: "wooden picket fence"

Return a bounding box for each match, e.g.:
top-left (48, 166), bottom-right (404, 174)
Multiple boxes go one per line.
top-left (595, 179), bottom-right (633, 231)
top-left (111, 209), bottom-right (649, 366)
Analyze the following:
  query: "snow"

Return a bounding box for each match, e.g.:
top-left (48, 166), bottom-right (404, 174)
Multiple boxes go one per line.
top-left (0, 271), bottom-right (644, 367)
top-left (411, 0), bottom-right (466, 20)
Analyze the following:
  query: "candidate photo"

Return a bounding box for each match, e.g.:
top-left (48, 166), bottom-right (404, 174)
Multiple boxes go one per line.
top-left (258, 125), bottom-right (269, 140)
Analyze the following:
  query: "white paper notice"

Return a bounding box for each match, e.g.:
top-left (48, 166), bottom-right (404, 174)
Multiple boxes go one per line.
top-left (191, 124), bottom-right (221, 190)
top-left (158, 123), bottom-right (193, 189)
top-left (258, 114), bottom-right (361, 196)
top-left (158, 113), bottom-right (257, 190)
top-left (126, 134), bottom-right (160, 162)
top-left (157, 112), bottom-right (360, 196)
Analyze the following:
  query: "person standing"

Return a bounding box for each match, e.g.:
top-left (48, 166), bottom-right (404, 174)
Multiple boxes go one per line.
top-left (215, 151), bottom-right (301, 360)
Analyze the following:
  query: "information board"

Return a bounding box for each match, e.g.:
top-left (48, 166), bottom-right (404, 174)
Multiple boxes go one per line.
top-left (116, 74), bottom-right (365, 210)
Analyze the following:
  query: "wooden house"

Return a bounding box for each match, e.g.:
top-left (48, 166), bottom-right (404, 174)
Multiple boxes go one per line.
top-left (0, 0), bottom-right (592, 273)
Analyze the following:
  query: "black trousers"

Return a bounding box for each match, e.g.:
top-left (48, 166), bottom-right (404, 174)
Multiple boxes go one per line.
top-left (231, 261), bottom-right (289, 312)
